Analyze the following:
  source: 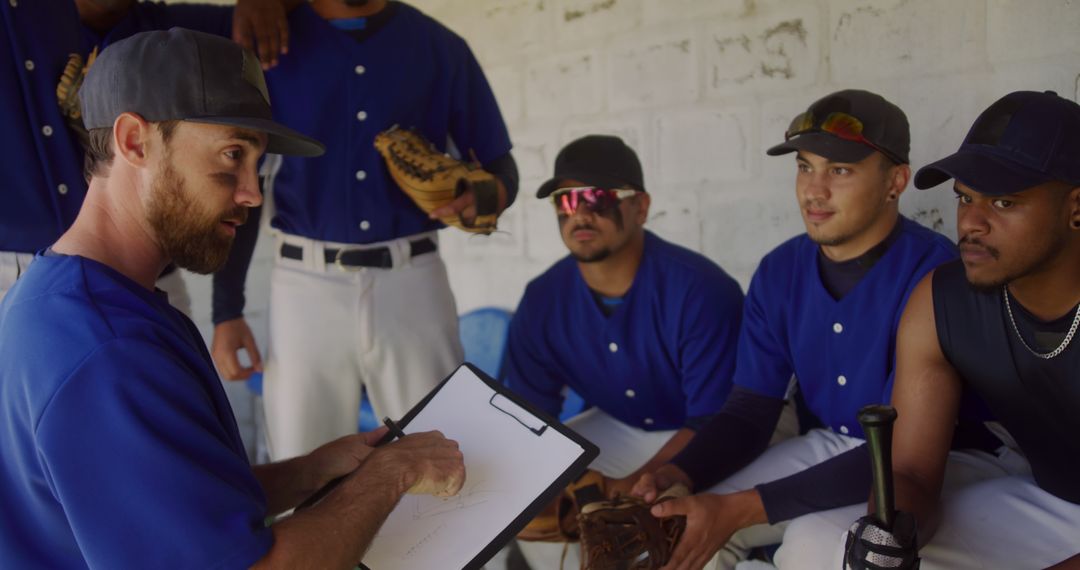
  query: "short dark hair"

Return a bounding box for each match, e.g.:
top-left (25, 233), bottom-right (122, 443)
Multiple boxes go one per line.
top-left (83, 120), bottom-right (180, 182)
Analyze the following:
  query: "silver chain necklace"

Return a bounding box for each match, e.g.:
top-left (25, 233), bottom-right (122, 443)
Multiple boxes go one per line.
top-left (1002, 286), bottom-right (1080, 360)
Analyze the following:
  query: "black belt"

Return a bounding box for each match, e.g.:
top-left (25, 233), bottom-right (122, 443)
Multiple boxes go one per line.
top-left (279, 237), bottom-right (436, 269)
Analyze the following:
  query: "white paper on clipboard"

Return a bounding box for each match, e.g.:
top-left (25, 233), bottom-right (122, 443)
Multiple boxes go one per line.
top-left (360, 365), bottom-right (591, 570)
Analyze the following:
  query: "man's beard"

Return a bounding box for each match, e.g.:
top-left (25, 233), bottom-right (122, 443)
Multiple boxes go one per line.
top-left (959, 233), bottom-right (1064, 293)
top-left (343, 0), bottom-right (370, 5)
top-left (146, 159), bottom-right (245, 275)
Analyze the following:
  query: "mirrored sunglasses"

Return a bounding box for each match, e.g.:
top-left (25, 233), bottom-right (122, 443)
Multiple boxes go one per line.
top-left (550, 186), bottom-right (638, 216)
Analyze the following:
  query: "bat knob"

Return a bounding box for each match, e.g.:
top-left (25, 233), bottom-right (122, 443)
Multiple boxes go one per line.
top-left (858, 404), bottom-right (897, 429)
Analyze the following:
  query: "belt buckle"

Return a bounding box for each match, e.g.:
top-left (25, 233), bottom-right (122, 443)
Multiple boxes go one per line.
top-left (333, 247), bottom-right (365, 272)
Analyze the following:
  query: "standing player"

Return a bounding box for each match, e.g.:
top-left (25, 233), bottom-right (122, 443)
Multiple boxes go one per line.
top-left (0, 29), bottom-right (464, 568)
top-left (0, 0), bottom-right (292, 306)
top-left (632, 90), bottom-right (958, 569)
top-left (211, 0), bottom-right (519, 461)
top-left (842, 91), bottom-right (1080, 569)
top-left (506, 135), bottom-right (744, 568)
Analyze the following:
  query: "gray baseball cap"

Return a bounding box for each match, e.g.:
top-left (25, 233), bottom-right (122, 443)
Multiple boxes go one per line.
top-left (81, 28), bottom-right (325, 157)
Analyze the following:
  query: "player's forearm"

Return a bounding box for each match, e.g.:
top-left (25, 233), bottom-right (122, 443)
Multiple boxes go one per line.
top-left (893, 470), bottom-right (943, 547)
top-left (253, 456), bottom-right (328, 516)
top-left (254, 469), bottom-right (405, 569)
top-left (213, 204), bottom-right (261, 324)
top-left (626, 428), bottom-right (695, 483)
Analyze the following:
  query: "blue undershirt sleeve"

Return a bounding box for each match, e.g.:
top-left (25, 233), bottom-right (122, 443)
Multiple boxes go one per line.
top-left (755, 444), bottom-right (871, 524)
top-left (213, 204), bottom-right (262, 324)
top-left (670, 386), bottom-right (784, 490)
top-left (502, 299), bottom-right (564, 417)
top-left (35, 339), bottom-right (272, 569)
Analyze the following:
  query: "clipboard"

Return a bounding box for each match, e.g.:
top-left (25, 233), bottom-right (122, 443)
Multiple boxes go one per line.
top-left (353, 362), bottom-right (598, 570)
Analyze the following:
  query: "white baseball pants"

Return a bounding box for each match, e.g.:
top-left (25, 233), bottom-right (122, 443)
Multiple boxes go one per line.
top-left (262, 231), bottom-right (463, 460)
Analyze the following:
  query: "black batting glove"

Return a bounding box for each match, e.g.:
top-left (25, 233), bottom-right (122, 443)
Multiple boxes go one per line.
top-left (843, 510), bottom-right (920, 570)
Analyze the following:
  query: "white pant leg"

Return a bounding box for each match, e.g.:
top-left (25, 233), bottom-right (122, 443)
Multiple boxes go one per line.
top-left (154, 268), bottom-right (193, 318)
top-left (263, 234), bottom-right (462, 460)
top-left (699, 429), bottom-right (864, 569)
top-left (823, 452), bottom-right (1080, 570)
top-left (264, 261), bottom-right (367, 460)
top-left (778, 448), bottom-right (1020, 569)
top-left (360, 247), bottom-right (462, 421)
top-left (0, 251), bottom-right (34, 303)
top-left (518, 408), bottom-right (676, 570)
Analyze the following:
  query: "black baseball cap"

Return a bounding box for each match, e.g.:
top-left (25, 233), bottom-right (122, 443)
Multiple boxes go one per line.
top-left (767, 89), bottom-right (910, 164)
top-left (536, 135), bottom-right (645, 198)
top-left (914, 91), bottom-right (1080, 195)
top-left (81, 28), bottom-right (325, 157)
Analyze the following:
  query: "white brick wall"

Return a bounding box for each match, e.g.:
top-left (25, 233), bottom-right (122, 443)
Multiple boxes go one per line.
top-left (169, 0), bottom-right (1080, 450)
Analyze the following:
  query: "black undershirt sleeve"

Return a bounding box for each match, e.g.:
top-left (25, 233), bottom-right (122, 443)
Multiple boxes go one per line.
top-left (482, 152), bottom-right (520, 210)
top-left (212, 204), bottom-right (261, 325)
top-left (756, 444), bottom-right (871, 524)
top-left (670, 386), bottom-right (784, 490)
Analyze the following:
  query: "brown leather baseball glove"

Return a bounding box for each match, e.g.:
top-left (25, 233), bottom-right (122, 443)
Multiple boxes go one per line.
top-left (518, 469), bottom-right (607, 544)
top-left (55, 47), bottom-right (98, 148)
top-left (374, 126), bottom-right (500, 234)
top-left (577, 484), bottom-right (689, 570)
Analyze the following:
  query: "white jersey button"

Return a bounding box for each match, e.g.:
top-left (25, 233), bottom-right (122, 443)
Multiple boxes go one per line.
top-left (354, 65), bottom-right (366, 75)
top-left (355, 170), bottom-right (367, 181)
top-left (839, 425), bottom-right (849, 435)
top-left (356, 110), bottom-right (368, 121)
top-left (644, 418), bottom-right (655, 426)
top-left (42, 125), bottom-right (53, 136)
top-left (608, 342), bottom-right (618, 353)
top-left (832, 322), bottom-right (843, 334)
top-left (58, 184), bottom-right (68, 195)
top-left (9, 0), bottom-right (18, 8)
top-left (24, 60), bottom-right (34, 71)
top-left (625, 389), bottom-right (636, 398)
top-left (837, 375), bottom-right (847, 386)
top-left (359, 220), bottom-right (371, 231)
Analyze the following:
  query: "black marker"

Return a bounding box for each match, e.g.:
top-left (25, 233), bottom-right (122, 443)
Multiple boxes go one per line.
top-left (382, 416), bottom-right (407, 442)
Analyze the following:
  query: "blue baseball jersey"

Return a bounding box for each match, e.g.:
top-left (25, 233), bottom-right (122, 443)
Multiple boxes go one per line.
top-left (735, 216), bottom-right (956, 438)
top-left (1, 1), bottom-right (230, 254)
top-left (504, 232), bottom-right (744, 431)
top-left (0, 255), bottom-right (271, 568)
top-left (263, 3), bottom-right (513, 244)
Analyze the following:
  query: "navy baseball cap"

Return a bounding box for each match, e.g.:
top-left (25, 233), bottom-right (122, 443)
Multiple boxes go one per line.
top-left (536, 135), bottom-right (645, 198)
top-left (767, 89), bottom-right (910, 164)
top-left (915, 91), bottom-right (1080, 195)
top-left (81, 28), bottom-right (325, 157)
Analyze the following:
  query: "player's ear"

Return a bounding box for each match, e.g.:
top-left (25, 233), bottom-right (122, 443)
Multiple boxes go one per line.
top-left (634, 192), bottom-right (651, 225)
top-left (886, 161), bottom-right (910, 202)
top-left (112, 112), bottom-right (153, 168)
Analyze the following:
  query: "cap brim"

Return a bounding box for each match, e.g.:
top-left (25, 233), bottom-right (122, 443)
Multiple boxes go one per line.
top-left (914, 147), bottom-right (1056, 195)
top-left (535, 171), bottom-right (643, 198)
top-left (766, 132), bottom-right (875, 164)
top-left (189, 116), bottom-right (326, 157)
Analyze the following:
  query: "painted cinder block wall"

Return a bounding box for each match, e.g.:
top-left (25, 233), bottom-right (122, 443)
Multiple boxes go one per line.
top-left (176, 0), bottom-right (1080, 454)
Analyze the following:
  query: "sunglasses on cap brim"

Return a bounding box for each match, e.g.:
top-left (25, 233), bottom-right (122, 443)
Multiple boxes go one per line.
top-left (785, 111), bottom-right (905, 164)
top-left (550, 186), bottom-right (639, 216)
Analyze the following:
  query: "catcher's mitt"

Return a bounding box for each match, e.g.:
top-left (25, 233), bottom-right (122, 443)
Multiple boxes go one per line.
top-left (374, 126), bottom-right (500, 234)
top-left (578, 484), bottom-right (690, 570)
top-left (56, 48), bottom-right (98, 148)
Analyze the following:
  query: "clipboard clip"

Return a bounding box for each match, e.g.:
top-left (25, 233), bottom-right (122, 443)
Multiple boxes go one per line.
top-left (489, 394), bottom-right (548, 436)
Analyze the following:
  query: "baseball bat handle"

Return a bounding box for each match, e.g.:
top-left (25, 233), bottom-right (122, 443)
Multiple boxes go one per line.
top-left (858, 404), bottom-right (898, 530)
